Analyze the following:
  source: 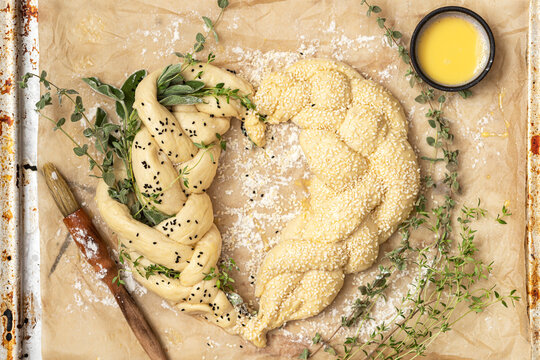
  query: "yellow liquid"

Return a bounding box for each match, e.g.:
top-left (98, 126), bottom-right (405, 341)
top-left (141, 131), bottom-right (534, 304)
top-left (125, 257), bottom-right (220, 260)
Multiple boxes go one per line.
top-left (417, 15), bottom-right (486, 86)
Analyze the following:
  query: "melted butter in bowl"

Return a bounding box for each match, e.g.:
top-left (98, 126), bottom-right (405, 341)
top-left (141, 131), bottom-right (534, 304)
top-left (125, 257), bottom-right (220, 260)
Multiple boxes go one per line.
top-left (410, 7), bottom-right (495, 91)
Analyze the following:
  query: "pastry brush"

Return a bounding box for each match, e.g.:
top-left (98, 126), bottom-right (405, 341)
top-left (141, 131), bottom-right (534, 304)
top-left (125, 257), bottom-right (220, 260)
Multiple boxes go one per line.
top-left (42, 162), bottom-right (168, 360)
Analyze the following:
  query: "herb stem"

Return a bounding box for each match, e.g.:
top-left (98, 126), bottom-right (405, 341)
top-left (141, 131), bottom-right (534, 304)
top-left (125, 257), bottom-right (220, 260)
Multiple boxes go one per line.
top-left (38, 111), bottom-right (105, 173)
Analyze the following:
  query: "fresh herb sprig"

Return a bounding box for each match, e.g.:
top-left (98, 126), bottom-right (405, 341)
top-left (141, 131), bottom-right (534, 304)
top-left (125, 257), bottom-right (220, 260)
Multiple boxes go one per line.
top-left (203, 257), bottom-right (239, 293)
top-left (21, 69), bottom-right (175, 227)
top-left (113, 245), bottom-right (181, 286)
top-left (496, 203), bottom-right (512, 225)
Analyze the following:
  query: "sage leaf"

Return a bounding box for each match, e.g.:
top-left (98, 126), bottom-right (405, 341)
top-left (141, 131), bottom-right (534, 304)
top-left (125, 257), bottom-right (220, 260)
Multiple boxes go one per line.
top-left (95, 107), bottom-right (108, 127)
top-left (82, 77), bottom-right (124, 102)
top-left (161, 84), bottom-right (196, 97)
top-left (116, 69), bottom-right (147, 119)
top-left (185, 80), bottom-right (205, 92)
top-left (142, 207), bottom-right (173, 226)
top-left (157, 64), bottom-right (184, 94)
top-left (159, 95), bottom-right (203, 106)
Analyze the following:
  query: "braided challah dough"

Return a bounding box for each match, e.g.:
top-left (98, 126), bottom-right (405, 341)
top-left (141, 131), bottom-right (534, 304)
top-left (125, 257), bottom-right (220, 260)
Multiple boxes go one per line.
top-left (96, 63), bottom-right (254, 333)
top-left (241, 59), bottom-right (420, 347)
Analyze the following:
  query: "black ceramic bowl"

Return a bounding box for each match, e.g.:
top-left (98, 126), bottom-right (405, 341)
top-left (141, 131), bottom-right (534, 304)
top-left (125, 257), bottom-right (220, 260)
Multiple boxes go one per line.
top-left (409, 6), bottom-right (495, 92)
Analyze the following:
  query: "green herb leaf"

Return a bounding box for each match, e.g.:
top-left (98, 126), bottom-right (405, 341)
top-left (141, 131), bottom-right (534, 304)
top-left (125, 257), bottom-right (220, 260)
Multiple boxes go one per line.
top-left (218, 0), bottom-right (229, 9)
top-left (142, 207), bottom-right (173, 226)
top-left (54, 117), bottom-right (65, 131)
top-left (298, 348), bottom-right (310, 359)
top-left (203, 16), bottom-right (213, 29)
top-left (159, 95), bottom-right (204, 106)
top-left (415, 94), bottom-right (427, 104)
top-left (157, 64), bottom-right (184, 94)
top-left (312, 333), bottom-right (321, 344)
top-left (161, 84), bottom-right (197, 97)
top-left (324, 346), bottom-right (337, 355)
top-left (226, 292), bottom-right (244, 306)
top-left (73, 144), bottom-right (89, 157)
top-left (458, 89), bottom-right (473, 99)
top-left (116, 69), bottom-right (147, 119)
top-left (185, 80), bottom-right (205, 92)
top-left (82, 77), bottom-right (125, 102)
top-left (36, 92), bottom-right (52, 110)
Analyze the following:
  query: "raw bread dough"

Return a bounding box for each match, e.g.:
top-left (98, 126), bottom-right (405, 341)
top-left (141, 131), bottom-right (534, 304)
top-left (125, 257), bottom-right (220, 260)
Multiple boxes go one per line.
top-left (95, 59), bottom-right (420, 348)
top-left (96, 63), bottom-right (255, 334)
top-left (242, 59), bottom-right (420, 347)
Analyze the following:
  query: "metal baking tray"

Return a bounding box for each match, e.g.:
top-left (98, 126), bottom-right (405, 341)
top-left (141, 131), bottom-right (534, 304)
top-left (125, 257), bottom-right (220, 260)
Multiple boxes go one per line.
top-left (0, 0), bottom-right (537, 359)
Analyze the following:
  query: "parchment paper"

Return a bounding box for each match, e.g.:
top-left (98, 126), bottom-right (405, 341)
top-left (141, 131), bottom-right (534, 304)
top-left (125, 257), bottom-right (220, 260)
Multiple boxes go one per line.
top-left (38, 0), bottom-right (530, 359)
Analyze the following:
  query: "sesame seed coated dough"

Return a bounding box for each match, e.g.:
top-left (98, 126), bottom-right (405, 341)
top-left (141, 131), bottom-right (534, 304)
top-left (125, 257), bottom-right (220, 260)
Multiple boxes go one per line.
top-left (242, 59), bottom-right (420, 347)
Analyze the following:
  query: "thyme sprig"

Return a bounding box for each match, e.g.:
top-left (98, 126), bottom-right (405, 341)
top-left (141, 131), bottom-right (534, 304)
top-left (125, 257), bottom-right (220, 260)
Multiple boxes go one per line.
top-left (203, 257), bottom-right (239, 293)
top-left (113, 245), bottom-right (181, 286)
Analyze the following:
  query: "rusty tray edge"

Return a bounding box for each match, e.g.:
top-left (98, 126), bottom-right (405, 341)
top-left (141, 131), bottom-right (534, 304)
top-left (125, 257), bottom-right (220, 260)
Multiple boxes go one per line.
top-left (528, 0), bottom-right (540, 358)
top-left (0, 0), bottom-right (40, 359)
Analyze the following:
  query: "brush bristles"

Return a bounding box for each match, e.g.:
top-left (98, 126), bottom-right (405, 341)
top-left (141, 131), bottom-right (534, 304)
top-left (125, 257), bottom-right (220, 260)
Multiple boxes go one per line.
top-left (42, 163), bottom-right (80, 217)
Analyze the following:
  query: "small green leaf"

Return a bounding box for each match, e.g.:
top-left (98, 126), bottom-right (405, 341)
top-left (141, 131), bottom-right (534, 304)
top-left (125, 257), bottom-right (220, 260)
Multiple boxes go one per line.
top-left (218, 0), bottom-right (229, 9)
top-left (376, 17), bottom-right (386, 28)
top-left (458, 89), bottom-right (473, 99)
top-left (372, 5), bottom-right (382, 13)
top-left (202, 16), bottom-right (213, 29)
top-left (71, 111), bottom-right (82, 122)
top-left (142, 207), bottom-right (173, 226)
top-left (54, 117), bottom-right (66, 131)
top-left (438, 95), bottom-right (446, 103)
top-left (73, 144), bottom-right (88, 157)
top-left (196, 33), bottom-right (206, 44)
top-left (298, 348), bottom-right (310, 359)
top-left (324, 346), bottom-right (337, 355)
top-left (116, 69), bottom-right (147, 119)
top-left (426, 137), bottom-right (436, 146)
top-left (415, 94), bottom-right (427, 104)
top-left (312, 333), bottom-right (321, 344)
top-left (36, 92), bottom-right (52, 110)
top-left (95, 107), bottom-right (108, 127)
top-left (159, 95), bottom-right (203, 106)
top-left (102, 171), bottom-right (116, 187)
top-left (428, 120), bottom-right (436, 128)
top-left (82, 77), bottom-right (125, 102)
top-left (83, 128), bottom-right (94, 138)
top-left (392, 30), bottom-right (402, 39)
top-left (161, 84), bottom-right (197, 97)
top-left (18, 73), bottom-right (32, 88)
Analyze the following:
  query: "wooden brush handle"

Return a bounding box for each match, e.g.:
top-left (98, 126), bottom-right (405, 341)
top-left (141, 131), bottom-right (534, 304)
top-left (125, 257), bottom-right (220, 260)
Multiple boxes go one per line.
top-left (64, 209), bottom-right (168, 360)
